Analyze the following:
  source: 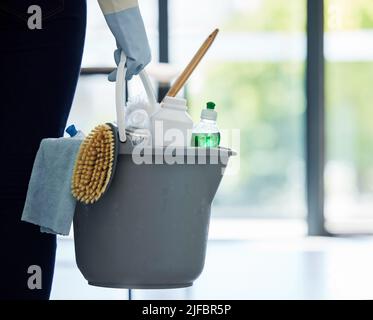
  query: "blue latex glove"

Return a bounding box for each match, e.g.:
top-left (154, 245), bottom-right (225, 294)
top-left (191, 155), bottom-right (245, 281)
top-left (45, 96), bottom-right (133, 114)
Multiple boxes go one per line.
top-left (98, 0), bottom-right (151, 80)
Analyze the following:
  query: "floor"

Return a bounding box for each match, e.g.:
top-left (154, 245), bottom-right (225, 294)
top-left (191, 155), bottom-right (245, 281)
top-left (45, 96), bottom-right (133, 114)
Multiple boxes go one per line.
top-left (51, 234), bottom-right (373, 299)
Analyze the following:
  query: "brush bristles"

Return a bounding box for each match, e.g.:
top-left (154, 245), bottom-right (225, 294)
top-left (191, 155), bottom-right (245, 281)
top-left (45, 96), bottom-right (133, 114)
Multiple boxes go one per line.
top-left (72, 124), bottom-right (115, 204)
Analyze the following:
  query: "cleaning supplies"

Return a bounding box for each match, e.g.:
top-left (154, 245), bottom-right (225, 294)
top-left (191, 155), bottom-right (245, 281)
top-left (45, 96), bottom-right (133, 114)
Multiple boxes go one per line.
top-left (66, 124), bottom-right (85, 138)
top-left (126, 109), bottom-right (150, 131)
top-left (71, 123), bottom-right (119, 204)
top-left (124, 97), bottom-right (156, 146)
top-left (124, 96), bottom-right (152, 146)
top-left (151, 96), bottom-right (194, 147)
top-left (191, 102), bottom-right (220, 148)
top-left (126, 107), bottom-right (151, 146)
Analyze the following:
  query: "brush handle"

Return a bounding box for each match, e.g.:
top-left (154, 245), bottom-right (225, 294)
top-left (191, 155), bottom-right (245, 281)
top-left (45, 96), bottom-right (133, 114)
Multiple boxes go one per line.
top-left (116, 52), bottom-right (157, 142)
top-left (165, 28), bottom-right (219, 98)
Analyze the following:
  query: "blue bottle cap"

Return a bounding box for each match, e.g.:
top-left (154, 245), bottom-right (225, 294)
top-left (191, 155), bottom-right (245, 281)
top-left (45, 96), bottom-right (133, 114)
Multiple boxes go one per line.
top-left (66, 124), bottom-right (78, 137)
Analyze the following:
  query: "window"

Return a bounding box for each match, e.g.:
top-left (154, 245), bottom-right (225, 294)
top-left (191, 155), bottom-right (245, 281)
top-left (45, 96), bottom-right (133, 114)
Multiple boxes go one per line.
top-left (325, 0), bottom-right (373, 232)
top-left (169, 0), bottom-right (307, 218)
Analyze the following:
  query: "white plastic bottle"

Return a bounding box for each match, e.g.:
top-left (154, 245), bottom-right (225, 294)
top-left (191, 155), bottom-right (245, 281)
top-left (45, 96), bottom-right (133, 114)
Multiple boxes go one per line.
top-left (151, 96), bottom-right (193, 147)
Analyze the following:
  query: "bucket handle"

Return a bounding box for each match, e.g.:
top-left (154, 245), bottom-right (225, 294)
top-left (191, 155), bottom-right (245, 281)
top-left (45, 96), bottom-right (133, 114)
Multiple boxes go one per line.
top-left (115, 51), bottom-right (157, 142)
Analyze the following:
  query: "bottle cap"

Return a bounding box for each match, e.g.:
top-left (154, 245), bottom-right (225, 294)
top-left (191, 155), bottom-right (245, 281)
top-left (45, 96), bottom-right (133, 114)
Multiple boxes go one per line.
top-left (162, 96), bottom-right (187, 110)
top-left (207, 101), bottom-right (215, 109)
top-left (66, 124), bottom-right (78, 137)
top-left (201, 101), bottom-right (217, 121)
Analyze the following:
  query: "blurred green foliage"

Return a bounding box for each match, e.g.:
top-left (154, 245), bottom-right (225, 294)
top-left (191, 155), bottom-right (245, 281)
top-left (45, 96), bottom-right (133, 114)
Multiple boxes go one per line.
top-left (224, 0), bottom-right (305, 32)
top-left (223, 0), bottom-right (373, 32)
top-left (325, 0), bottom-right (373, 30)
top-left (327, 62), bottom-right (373, 192)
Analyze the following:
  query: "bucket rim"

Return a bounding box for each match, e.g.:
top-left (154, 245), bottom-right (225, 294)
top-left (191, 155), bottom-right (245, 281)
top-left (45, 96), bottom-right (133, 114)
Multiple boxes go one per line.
top-left (118, 143), bottom-right (237, 157)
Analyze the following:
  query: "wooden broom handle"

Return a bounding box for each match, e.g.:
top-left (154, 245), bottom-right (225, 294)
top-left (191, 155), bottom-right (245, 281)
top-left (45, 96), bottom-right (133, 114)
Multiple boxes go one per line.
top-left (165, 28), bottom-right (219, 98)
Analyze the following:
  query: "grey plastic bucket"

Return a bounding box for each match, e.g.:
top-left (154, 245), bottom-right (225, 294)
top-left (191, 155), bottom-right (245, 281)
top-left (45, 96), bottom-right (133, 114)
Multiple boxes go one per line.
top-left (73, 142), bottom-right (234, 289)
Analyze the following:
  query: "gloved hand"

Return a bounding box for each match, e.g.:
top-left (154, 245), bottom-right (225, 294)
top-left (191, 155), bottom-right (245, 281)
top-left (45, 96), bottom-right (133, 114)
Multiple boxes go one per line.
top-left (98, 0), bottom-right (151, 81)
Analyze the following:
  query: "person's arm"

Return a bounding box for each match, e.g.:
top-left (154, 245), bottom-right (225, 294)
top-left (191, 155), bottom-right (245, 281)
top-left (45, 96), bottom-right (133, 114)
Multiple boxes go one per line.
top-left (98, 0), bottom-right (151, 80)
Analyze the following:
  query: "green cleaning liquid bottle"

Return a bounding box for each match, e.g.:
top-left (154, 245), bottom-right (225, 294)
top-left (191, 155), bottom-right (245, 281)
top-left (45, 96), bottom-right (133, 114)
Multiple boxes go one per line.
top-left (192, 102), bottom-right (220, 148)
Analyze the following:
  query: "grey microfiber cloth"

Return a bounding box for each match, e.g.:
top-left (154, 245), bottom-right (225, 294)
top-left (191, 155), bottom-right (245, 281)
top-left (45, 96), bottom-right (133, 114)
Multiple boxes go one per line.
top-left (21, 137), bottom-right (82, 235)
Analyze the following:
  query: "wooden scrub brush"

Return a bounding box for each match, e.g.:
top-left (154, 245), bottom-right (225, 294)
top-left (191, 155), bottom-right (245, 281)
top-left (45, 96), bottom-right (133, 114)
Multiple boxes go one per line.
top-left (72, 123), bottom-right (119, 204)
